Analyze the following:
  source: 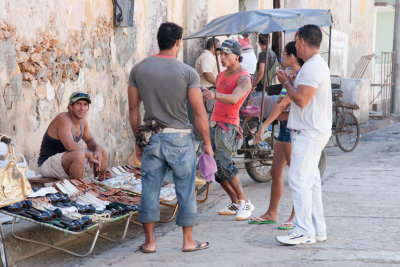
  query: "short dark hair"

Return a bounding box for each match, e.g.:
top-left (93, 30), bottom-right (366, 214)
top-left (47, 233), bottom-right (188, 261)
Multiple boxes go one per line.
top-left (297, 24), bottom-right (322, 48)
top-left (157, 22), bottom-right (183, 50)
top-left (206, 38), bottom-right (220, 50)
top-left (285, 41), bottom-right (304, 66)
top-left (258, 33), bottom-right (270, 46)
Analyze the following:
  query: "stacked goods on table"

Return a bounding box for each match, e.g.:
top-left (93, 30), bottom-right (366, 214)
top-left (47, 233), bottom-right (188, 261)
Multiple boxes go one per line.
top-left (95, 165), bottom-right (177, 202)
top-left (1, 177), bottom-right (140, 232)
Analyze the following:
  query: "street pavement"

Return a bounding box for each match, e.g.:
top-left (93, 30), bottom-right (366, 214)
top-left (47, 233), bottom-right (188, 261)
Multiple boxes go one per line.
top-left (17, 122), bottom-right (400, 266)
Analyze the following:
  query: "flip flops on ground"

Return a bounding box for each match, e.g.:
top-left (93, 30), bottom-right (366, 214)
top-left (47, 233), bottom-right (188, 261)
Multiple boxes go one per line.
top-left (138, 244), bottom-right (156, 253)
top-left (248, 217), bottom-right (278, 224)
top-left (182, 241), bottom-right (209, 252)
top-left (278, 221), bottom-right (294, 230)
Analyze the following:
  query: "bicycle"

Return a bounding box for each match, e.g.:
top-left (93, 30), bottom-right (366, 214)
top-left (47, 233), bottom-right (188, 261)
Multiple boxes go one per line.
top-left (332, 89), bottom-right (360, 152)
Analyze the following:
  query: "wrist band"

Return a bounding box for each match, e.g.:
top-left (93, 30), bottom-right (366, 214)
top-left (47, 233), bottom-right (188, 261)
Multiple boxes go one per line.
top-left (283, 80), bottom-right (291, 87)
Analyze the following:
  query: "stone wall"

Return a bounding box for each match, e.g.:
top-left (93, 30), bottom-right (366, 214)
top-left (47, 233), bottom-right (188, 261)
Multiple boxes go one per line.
top-left (0, 0), bottom-right (253, 172)
top-left (0, 0), bottom-right (136, 171)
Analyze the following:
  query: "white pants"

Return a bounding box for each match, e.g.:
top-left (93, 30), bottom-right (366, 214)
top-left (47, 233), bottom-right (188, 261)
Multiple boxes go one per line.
top-left (288, 130), bottom-right (330, 237)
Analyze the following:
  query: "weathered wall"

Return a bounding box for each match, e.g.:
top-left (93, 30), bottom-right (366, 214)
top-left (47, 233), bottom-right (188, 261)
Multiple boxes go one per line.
top-left (285, 0), bottom-right (375, 79)
top-left (0, 0), bottom-right (253, 172)
top-left (0, 0), bottom-right (376, 171)
top-left (183, 0), bottom-right (240, 67)
top-left (0, 0), bottom-right (136, 171)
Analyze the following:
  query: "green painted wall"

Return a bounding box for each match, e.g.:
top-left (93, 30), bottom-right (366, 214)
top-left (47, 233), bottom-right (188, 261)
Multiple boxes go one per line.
top-left (375, 11), bottom-right (395, 63)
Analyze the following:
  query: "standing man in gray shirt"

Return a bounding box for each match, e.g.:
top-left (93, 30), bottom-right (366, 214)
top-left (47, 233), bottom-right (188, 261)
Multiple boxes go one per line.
top-left (128, 22), bottom-right (213, 253)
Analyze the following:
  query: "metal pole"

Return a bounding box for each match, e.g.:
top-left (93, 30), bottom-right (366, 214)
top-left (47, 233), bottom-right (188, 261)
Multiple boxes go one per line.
top-left (213, 36), bottom-right (221, 73)
top-left (328, 26), bottom-right (332, 68)
top-left (259, 44), bottom-right (270, 123)
top-left (392, 0), bottom-right (400, 113)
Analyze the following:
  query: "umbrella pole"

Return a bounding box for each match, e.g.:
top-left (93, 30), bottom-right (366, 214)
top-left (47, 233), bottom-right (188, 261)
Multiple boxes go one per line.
top-left (213, 36), bottom-right (221, 73)
top-left (328, 26), bottom-right (332, 68)
top-left (259, 47), bottom-right (270, 124)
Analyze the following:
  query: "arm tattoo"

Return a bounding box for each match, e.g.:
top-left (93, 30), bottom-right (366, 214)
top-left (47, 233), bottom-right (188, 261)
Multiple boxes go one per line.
top-left (238, 75), bottom-right (251, 92)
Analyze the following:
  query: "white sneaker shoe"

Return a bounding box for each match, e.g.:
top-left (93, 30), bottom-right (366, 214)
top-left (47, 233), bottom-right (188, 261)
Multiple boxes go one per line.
top-left (235, 200), bottom-right (254, 221)
top-left (315, 235), bottom-right (327, 242)
top-left (218, 203), bottom-right (239, 215)
top-left (276, 232), bottom-right (316, 245)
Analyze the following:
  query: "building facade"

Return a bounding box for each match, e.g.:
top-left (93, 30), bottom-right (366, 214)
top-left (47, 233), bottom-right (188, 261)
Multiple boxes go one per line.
top-left (0, 0), bottom-right (376, 170)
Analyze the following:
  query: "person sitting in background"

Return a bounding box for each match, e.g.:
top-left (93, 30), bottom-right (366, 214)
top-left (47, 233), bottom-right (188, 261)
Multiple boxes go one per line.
top-left (253, 33), bottom-right (279, 97)
top-left (239, 33), bottom-right (257, 80)
top-left (37, 91), bottom-right (108, 180)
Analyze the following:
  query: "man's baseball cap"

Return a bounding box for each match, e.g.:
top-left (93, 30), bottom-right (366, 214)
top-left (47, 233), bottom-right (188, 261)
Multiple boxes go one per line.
top-left (69, 91), bottom-right (91, 105)
top-left (216, 39), bottom-right (242, 56)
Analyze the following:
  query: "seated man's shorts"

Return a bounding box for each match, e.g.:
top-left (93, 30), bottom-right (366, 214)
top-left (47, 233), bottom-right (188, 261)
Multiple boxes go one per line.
top-left (211, 123), bottom-right (239, 183)
top-left (277, 120), bottom-right (291, 143)
top-left (39, 152), bottom-right (69, 180)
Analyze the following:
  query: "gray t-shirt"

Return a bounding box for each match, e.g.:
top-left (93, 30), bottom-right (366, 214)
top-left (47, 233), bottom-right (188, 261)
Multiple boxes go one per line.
top-left (128, 56), bottom-right (200, 129)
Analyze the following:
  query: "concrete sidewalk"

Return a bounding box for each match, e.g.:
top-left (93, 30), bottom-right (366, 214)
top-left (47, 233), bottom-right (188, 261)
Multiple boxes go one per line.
top-left (12, 120), bottom-right (400, 266)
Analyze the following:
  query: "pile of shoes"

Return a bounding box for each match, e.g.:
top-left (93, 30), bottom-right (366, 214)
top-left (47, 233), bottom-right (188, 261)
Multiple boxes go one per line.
top-left (1, 189), bottom-right (141, 230)
top-left (55, 179), bottom-right (109, 211)
top-left (2, 199), bottom-right (93, 231)
top-left (98, 171), bottom-right (177, 202)
top-left (108, 165), bottom-right (141, 178)
top-left (94, 165), bottom-right (142, 182)
top-left (70, 178), bottom-right (140, 205)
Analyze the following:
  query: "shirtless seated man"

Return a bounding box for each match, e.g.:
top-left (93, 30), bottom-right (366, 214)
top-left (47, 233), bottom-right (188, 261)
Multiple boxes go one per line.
top-left (37, 91), bottom-right (108, 180)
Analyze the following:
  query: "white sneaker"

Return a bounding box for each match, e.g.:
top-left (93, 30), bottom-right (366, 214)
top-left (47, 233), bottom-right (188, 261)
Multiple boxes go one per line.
top-left (218, 203), bottom-right (239, 215)
top-left (315, 235), bottom-right (327, 242)
top-left (235, 200), bottom-right (254, 221)
top-left (276, 232), bottom-right (316, 245)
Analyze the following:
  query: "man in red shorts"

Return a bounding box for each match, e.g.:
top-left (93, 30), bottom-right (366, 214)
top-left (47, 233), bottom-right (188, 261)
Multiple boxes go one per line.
top-left (203, 39), bottom-right (255, 221)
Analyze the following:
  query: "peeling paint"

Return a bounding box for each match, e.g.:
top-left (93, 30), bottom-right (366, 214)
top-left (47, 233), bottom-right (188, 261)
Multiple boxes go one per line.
top-left (94, 93), bottom-right (104, 112)
top-left (46, 81), bottom-right (55, 101)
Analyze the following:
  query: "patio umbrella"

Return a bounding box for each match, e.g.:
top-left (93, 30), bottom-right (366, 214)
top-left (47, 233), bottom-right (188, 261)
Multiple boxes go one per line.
top-left (184, 8), bottom-right (333, 123)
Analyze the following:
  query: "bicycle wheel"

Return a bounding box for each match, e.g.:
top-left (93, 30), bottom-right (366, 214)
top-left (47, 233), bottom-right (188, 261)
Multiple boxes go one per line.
top-left (244, 137), bottom-right (274, 183)
top-left (335, 111), bottom-right (360, 152)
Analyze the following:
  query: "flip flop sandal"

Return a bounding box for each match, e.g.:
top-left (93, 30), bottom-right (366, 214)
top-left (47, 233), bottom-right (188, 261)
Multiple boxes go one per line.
top-left (30, 212), bottom-right (51, 222)
top-left (111, 167), bottom-right (123, 176)
top-left (182, 241), bottom-right (209, 252)
top-left (138, 244), bottom-right (156, 253)
top-left (53, 208), bottom-right (63, 218)
top-left (122, 166), bottom-right (132, 172)
top-left (80, 215), bottom-right (92, 225)
top-left (20, 200), bottom-right (32, 209)
top-left (248, 217), bottom-right (278, 224)
top-left (278, 222), bottom-right (294, 230)
top-left (5, 202), bottom-right (23, 213)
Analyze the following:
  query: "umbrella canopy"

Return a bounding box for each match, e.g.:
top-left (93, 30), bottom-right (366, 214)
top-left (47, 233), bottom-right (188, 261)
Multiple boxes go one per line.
top-left (184, 8), bottom-right (332, 39)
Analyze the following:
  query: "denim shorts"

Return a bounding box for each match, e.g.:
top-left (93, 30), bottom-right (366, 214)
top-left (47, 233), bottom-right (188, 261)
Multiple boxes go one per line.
top-left (277, 120), bottom-right (291, 143)
top-left (139, 132), bottom-right (198, 227)
top-left (211, 123), bottom-right (239, 183)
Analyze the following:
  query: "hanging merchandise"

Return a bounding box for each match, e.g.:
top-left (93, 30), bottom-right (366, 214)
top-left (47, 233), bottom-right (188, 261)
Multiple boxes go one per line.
top-left (0, 134), bottom-right (32, 208)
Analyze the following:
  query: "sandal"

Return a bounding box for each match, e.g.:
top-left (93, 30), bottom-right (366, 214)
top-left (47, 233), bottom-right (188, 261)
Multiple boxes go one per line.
top-left (182, 241), bottom-right (209, 252)
top-left (138, 244), bottom-right (156, 253)
top-left (278, 221), bottom-right (294, 230)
